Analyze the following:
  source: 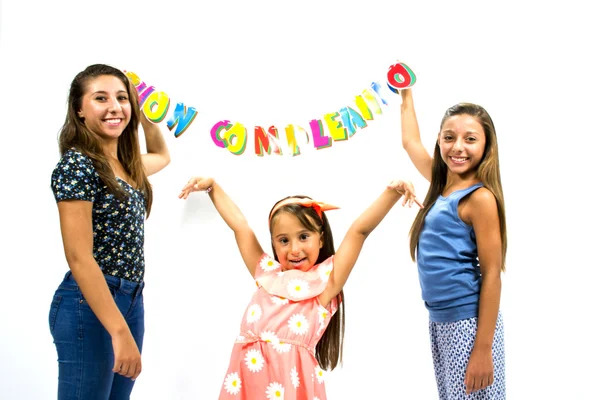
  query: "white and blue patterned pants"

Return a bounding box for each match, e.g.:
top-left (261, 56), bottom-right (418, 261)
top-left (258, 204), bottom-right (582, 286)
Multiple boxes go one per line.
top-left (429, 313), bottom-right (505, 399)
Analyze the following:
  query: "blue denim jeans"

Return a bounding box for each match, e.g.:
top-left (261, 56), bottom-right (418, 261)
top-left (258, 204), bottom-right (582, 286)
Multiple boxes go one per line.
top-left (49, 271), bottom-right (145, 400)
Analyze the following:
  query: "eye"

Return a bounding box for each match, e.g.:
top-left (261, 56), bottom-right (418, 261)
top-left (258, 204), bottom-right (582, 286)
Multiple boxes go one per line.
top-left (443, 135), bottom-right (454, 141)
top-left (300, 233), bottom-right (309, 240)
top-left (118, 95), bottom-right (129, 101)
top-left (95, 96), bottom-right (107, 101)
top-left (278, 238), bottom-right (288, 245)
top-left (466, 136), bottom-right (477, 142)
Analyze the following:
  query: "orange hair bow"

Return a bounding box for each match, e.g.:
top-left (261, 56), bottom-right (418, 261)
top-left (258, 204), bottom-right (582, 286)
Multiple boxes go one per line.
top-left (269, 198), bottom-right (340, 223)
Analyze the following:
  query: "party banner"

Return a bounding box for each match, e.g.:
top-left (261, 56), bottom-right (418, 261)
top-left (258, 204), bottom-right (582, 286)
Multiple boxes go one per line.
top-left (125, 62), bottom-right (416, 157)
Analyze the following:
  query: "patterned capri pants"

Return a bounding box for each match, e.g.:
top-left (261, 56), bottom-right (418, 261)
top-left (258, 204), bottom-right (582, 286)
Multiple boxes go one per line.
top-left (429, 312), bottom-right (505, 399)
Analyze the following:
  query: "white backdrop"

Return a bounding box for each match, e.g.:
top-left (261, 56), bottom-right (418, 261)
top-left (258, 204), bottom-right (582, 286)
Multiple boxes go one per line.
top-left (1, 0), bottom-right (599, 398)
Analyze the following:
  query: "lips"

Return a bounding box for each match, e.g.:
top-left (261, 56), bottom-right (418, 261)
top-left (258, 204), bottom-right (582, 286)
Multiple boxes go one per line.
top-left (288, 258), bottom-right (307, 268)
top-left (103, 118), bottom-right (123, 126)
top-left (450, 156), bottom-right (468, 164)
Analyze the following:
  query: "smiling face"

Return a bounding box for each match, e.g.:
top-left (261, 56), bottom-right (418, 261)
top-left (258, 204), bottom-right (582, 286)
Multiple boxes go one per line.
top-left (271, 211), bottom-right (323, 272)
top-left (438, 114), bottom-right (486, 178)
top-left (77, 74), bottom-right (132, 143)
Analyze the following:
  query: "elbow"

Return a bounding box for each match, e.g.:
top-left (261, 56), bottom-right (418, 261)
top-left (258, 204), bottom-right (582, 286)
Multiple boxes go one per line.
top-left (350, 223), bottom-right (371, 240)
top-left (64, 250), bottom-right (95, 273)
top-left (163, 153), bottom-right (171, 167)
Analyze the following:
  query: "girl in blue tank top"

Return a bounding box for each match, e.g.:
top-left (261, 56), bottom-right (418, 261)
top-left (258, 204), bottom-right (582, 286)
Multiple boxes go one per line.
top-left (400, 88), bottom-right (507, 399)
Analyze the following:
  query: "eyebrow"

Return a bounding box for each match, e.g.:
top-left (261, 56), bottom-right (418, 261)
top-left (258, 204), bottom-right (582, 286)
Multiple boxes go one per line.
top-left (274, 229), bottom-right (312, 239)
top-left (442, 129), bottom-right (482, 135)
top-left (91, 90), bottom-right (128, 95)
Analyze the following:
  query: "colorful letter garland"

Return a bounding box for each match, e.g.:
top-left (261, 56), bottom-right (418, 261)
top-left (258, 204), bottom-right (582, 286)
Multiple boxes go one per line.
top-left (124, 71), bottom-right (198, 138)
top-left (126, 62), bottom-right (416, 156)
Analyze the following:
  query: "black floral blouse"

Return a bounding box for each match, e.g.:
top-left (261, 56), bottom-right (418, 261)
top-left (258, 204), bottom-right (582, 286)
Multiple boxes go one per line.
top-left (51, 149), bottom-right (147, 282)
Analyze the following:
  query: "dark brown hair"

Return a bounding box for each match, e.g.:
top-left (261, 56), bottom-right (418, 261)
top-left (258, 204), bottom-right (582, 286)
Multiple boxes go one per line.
top-left (409, 103), bottom-right (507, 270)
top-left (58, 64), bottom-right (153, 216)
top-left (269, 196), bottom-right (345, 370)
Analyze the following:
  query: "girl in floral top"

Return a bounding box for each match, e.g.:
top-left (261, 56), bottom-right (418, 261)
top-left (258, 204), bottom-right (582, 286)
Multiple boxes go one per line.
top-left (49, 64), bottom-right (170, 399)
top-left (179, 177), bottom-right (422, 399)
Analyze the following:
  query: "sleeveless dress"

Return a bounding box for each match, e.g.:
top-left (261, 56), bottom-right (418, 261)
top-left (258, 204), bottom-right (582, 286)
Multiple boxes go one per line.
top-left (219, 253), bottom-right (339, 400)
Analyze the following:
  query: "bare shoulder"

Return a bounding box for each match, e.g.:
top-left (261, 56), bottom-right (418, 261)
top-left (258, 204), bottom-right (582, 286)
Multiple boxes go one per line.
top-left (462, 187), bottom-right (498, 225)
top-left (469, 187), bottom-right (497, 208)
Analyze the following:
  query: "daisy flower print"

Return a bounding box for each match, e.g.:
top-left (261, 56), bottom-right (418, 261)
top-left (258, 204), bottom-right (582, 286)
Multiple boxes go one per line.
top-left (261, 257), bottom-right (279, 272)
top-left (223, 372), bottom-right (242, 395)
top-left (266, 382), bottom-right (285, 399)
top-left (272, 340), bottom-right (292, 354)
top-left (288, 313), bottom-right (310, 335)
top-left (287, 278), bottom-right (309, 298)
top-left (315, 366), bottom-right (326, 384)
top-left (244, 349), bottom-right (265, 373)
top-left (318, 261), bottom-right (333, 282)
top-left (246, 304), bottom-right (262, 323)
top-left (290, 367), bottom-right (300, 388)
top-left (271, 295), bottom-right (289, 306)
top-left (260, 331), bottom-right (278, 344)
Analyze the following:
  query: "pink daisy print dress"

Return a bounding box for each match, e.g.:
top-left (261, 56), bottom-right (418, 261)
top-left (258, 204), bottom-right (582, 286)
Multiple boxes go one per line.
top-left (219, 253), bottom-right (339, 400)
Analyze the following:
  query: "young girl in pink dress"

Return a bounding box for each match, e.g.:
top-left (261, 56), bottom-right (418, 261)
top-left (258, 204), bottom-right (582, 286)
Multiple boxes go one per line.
top-left (179, 177), bottom-right (422, 399)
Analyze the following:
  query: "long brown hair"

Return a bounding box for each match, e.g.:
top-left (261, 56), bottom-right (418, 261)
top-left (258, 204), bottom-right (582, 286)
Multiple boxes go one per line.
top-left (409, 103), bottom-right (507, 271)
top-left (58, 64), bottom-right (153, 216)
top-left (269, 196), bottom-right (345, 370)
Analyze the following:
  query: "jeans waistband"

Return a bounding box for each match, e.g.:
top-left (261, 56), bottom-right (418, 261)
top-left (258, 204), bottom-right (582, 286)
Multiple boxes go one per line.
top-left (64, 271), bottom-right (145, 297)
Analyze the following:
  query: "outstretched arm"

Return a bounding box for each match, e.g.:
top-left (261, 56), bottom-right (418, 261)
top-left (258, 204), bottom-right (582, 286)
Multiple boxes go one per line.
top-left (401, 89), bottom-right (433, 182)
top-left (179, 177), bottom-right (264, 276)
top-left (140, 113), bottom-right (171, 176)
top-left (319, 181), bottom-right (423, 306)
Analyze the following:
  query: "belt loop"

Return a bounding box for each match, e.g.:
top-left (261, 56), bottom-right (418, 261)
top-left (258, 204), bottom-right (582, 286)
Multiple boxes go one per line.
top-left (134, 282), bottom-right (144, 300)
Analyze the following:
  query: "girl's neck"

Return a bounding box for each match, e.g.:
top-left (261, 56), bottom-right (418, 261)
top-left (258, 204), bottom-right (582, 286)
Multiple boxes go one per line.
top-left (444, 172), bottom-right (481, 193)
top-left (101, 140), bottom-right (119, 161)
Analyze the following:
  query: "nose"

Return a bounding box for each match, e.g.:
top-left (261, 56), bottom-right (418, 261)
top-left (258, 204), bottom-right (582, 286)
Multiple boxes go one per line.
top-left (452, 139), bottom-right (464, 152)
top-left (108, 97), bottom-right (122, 113)
top-left (290, 239), bottom-right (301, 255)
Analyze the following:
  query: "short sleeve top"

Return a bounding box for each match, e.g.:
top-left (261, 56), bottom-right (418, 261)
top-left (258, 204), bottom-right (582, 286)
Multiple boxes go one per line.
top-left (51, 149), bottom-right (147, 282)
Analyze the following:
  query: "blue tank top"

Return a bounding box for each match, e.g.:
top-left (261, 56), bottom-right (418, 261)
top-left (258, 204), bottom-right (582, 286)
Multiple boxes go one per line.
top-left (417, 183), bottom-right (483, 322)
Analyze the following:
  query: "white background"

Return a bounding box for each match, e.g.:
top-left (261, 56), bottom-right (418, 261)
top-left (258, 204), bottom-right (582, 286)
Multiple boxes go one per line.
top-left (1, 0), bottom-right (599, 398)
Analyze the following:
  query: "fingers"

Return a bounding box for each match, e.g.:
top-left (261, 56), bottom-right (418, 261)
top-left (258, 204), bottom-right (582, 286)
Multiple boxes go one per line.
top-left (464, 374), bottom-right (493, 395)
top-left (179, 177), bottom-right (205, 199)
top-left (464, 375), bottom-right (474, 395)
top-left (132, 360), bottom-right (142, 380)
top-left (388, 180), bottom-right (422, 208)
top-left (113, 359), bottom-right (142, 380)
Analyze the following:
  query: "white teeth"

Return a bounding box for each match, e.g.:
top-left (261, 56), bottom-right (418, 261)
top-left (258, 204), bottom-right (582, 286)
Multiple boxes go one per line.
top-left (105, 119), bottom-right (121, 123)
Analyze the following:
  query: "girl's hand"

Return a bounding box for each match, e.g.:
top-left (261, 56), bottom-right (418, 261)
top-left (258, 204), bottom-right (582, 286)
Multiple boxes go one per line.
top-left (179, 176), bottom-right (215, 199)
top-left (111, 330), bottom-right (142, 381)
top-left (464, 347), bottom-right (494, 395)
top-left (387, 180), bottom-right (423, 208)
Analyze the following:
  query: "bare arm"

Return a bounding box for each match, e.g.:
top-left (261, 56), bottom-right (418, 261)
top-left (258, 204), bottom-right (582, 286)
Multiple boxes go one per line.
top-left (57, 200), bottom-right (142, 379)
top-left (319, 181), bottom-right (422, 306)
top-left (400, 88), bottom-right (433, 181)
top-left (140, 113), bottom-right (170, 176)
top-left (463, 188), bottom-right (502, 394)
top-left (179, 177), bottom-right (264, 276)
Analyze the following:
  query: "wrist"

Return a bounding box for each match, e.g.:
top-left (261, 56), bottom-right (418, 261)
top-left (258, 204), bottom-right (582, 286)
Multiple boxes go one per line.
top-left (473, 339), bottom-right (493, 352)
top-left (206, 178), bottom-right (216, 193)
top-left (108, 322), bottom-right (130, 338)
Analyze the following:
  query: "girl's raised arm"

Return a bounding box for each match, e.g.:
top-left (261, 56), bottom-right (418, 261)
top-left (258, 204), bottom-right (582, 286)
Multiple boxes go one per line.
top-left (401, 88), bottom-right (433, 182)
top-left (140, 113), bottom-right (171, 177)
top-left (180, 177), bottom-right (264, 276)
top-left (319, 181), bottom-right (422, 306)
